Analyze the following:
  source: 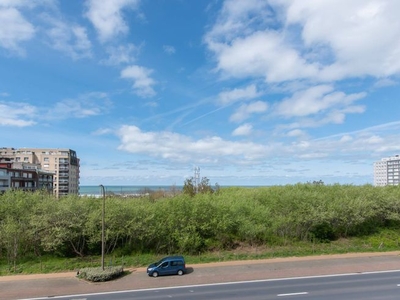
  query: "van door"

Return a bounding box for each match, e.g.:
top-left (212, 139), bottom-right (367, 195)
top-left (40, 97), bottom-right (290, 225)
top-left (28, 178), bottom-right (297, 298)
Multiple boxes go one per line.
top-left (158, 261), bottom-right (170, 275)
top-left (169, 260), bottom-right (179, 274)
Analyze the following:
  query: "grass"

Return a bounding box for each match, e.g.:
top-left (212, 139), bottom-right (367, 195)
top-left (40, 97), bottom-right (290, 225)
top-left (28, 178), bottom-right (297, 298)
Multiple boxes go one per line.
top-left (1, 229), bottom-right (400, 276)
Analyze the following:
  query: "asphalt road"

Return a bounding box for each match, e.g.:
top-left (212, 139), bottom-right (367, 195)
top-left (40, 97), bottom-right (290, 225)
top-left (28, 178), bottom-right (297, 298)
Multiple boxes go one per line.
top-left (1, 251), bottom-right (400, 300)
top-left (18, 270), bottom-right (400, 300)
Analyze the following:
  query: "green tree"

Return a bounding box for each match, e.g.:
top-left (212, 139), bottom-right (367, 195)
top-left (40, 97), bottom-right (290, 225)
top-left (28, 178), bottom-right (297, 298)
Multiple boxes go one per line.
top-left (198, 177), bottom-right (214, 194)
top-left (183, 177), bottom-right (214, 197)
top-left (182, 177), bottom-right (196, 197)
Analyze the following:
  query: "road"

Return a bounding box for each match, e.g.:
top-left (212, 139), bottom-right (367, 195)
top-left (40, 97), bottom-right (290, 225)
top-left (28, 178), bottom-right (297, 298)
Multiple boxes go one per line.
top-left (1, 251), bottom-right (400, 300)
top-left (21, 270), bottom-right (400, 300)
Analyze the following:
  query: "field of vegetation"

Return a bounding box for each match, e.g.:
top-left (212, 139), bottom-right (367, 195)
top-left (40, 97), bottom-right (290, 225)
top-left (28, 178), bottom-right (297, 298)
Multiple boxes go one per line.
top-left (1, 183), bottom-right (400, 275)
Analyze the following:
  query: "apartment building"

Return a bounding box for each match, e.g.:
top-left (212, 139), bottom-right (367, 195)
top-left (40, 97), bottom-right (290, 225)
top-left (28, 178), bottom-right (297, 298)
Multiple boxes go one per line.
top-left (373, 155), bottom-right (400, 186)
top-left (0, 147), bottom-right (80, 197)
top-left (0, 161), bottom-right (54, 193)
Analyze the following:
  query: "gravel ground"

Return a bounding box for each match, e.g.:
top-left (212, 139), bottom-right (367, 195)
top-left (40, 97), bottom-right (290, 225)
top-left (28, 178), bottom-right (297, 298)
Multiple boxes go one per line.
top-left (1, 251), bottom-right (400, 300)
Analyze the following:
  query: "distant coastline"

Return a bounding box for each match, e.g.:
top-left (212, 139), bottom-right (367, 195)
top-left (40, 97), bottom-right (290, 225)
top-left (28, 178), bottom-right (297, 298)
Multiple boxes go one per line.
top-left (79, 184), bottom-right (262, 196)
top-left (79, 185), bottom-right (182, 196)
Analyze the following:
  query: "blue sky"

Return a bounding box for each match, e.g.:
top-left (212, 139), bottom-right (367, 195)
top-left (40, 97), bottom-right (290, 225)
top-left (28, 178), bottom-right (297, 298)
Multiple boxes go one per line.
top-left (1, 0), bottom-right (400, 186)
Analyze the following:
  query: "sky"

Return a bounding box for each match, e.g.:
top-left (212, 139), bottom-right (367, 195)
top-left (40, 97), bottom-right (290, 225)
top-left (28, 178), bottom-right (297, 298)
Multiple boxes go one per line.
top-left (1, 0), bottom-right (400, 187)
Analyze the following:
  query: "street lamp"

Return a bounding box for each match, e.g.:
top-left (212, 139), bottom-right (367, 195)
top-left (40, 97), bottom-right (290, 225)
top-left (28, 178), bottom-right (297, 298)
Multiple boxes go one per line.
top-left (99, 184), bottom-right (106, 270)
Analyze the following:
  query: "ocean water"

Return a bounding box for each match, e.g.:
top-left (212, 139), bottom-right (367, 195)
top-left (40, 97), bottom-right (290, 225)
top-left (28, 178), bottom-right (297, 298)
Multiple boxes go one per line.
top-left (79, 185), bottom-right (181, 196)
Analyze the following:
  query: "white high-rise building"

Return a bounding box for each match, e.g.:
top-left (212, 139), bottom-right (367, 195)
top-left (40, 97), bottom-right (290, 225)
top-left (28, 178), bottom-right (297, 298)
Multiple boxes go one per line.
top-left (0, 147), bottom-right (80, 197)
top-left (373, 155), bottom-right (400, 186)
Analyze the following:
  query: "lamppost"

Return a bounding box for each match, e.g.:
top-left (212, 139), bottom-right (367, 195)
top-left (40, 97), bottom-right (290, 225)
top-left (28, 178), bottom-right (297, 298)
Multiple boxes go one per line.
top-left (99, 184), bottom-right (105, 270)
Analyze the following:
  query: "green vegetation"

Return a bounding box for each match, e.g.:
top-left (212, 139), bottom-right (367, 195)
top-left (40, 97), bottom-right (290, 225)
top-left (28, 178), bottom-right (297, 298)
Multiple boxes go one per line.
top-left (77, 266), bottom-right (124, 282)
top-left (1, 184), bottom-right (400, 276)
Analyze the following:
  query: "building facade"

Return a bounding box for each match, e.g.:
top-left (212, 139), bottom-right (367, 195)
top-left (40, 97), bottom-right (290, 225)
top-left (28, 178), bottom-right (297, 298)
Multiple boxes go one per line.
top-left (0, 162), bottom-right (54, 193)
top-left (373, 155), bottom-right (400, 186)
top-left (0, 147), bottom-right (80, 197)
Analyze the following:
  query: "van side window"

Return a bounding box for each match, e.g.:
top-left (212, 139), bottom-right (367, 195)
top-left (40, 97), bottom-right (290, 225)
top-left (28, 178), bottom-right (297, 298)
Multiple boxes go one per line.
top-left (171, 261), bottom-right (177, 266)
top-left (161, 262), bottom-right (168, 268)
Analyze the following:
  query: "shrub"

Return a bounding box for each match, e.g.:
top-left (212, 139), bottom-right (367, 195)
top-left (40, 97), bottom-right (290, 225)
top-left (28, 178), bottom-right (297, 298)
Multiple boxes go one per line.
top-left (77, 266), bottom-right (124, 282)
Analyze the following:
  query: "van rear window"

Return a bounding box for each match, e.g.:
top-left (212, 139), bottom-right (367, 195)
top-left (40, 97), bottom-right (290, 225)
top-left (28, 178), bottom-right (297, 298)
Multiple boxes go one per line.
top-left (171, 260), bottom-right (184, 266)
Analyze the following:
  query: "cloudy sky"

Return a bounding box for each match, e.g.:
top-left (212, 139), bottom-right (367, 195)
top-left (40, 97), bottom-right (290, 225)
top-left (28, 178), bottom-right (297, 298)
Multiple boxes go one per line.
top-left (1, 0), bottom-right (400, 186)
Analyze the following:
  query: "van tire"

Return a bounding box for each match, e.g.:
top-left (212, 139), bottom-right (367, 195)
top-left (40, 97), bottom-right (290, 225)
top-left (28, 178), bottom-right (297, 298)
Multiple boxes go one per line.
top-left (177, 269), bottom-right (184, 276)
top-left (152, 271), bottom-right (159, 277)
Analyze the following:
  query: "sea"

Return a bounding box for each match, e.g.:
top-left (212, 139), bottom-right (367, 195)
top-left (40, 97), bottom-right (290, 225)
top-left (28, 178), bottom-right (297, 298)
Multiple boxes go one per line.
top-left (79, 185), bottom-right (182, 197)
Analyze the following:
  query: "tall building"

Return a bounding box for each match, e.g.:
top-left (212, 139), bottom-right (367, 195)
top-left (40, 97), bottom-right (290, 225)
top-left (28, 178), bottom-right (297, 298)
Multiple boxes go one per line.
top-left (0, 147), bottom-right (80, 197)
top-left (373, 155), bottom-right (400, 186)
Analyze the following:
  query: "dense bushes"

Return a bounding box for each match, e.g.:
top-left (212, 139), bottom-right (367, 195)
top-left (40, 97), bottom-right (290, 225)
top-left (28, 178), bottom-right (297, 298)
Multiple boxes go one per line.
top-left (1, 184), bottom-right (400, 267)
top-left (78, 266), bottom-right (124, 282)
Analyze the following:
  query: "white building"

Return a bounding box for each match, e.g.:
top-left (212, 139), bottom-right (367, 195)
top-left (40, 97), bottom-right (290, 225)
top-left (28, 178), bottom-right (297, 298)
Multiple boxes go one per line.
top-left (0, 147), bottom-right (80, 197)
top-left (373, 155), bottom-right (400, 186)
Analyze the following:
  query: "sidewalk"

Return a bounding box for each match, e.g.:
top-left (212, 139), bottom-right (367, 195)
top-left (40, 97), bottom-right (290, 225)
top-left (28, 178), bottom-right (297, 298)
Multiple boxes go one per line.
top-left (1, 251), bottom-right (400, 300)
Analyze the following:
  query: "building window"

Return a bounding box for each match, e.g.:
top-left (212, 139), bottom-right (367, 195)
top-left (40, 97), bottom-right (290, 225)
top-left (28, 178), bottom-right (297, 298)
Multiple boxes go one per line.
top-left (44, 157), bottom-right (49, 162)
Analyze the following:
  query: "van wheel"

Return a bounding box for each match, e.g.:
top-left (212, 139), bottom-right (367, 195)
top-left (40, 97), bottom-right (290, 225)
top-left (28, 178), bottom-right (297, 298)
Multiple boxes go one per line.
top-left (152, 271), bottom-right (159, 278)
top-left (177, 269), bottom-right (184, 276)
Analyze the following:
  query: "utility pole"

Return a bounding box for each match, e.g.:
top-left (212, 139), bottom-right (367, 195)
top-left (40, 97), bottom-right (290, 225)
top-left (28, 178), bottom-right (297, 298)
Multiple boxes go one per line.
top-left (194, 166), bottom-right (200, 194)
top-left (99, 184), bottom-right (105, 270)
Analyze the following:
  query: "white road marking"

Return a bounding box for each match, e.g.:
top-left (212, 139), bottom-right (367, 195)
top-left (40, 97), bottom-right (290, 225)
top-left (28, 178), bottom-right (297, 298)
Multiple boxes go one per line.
top-left (278, 292), bottom-right (308, 297)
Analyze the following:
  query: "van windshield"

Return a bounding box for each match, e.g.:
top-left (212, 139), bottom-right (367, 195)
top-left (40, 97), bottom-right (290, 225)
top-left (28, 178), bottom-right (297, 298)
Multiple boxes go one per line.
top-left (155, 259), bottom-right (163, 266)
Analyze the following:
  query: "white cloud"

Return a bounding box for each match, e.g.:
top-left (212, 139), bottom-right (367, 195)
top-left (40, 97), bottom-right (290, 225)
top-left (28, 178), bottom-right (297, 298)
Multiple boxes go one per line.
top-left (163, 45), bottom-right (175, 55)
top-left (44, 15), bottom-right (92, 60)
top-left (144, 101), bottom-right (158, 108)
top-left (115, 122), bottom-right (400, 169)
top-left (0, 7), bottom-right (35, 55)
top-left (92, 128), bottom-right (113, 135)
top-left (205, 0), bottom-right (400, 83)
top-left (117, 125), bottom-right (268, 163)
top-left (205, 0), bottom-right (271, 43)
top-left (340, 135), bottom-right (353, 143)
top-left (0, 101), bottom-right (36, 127)
top-left (209, 30), bottom-right (320, 82)
top-left (46, 92), bottom-right (111, 119)
top-left (217, 84), bottom-right (260, 105)
top-left (232, 123), bottom-right (253, 136)
top-left (230, 100), bottom-right (268, 122)
top-left (101, 43), bottom-right (140, 65)
top-left (85, 0), bottom-right (140, 43)
top-left (275, 85), bottom-right (366, 118)
top-left (287, 129), bottom-right (306, 137)
top-left (121, 65), bottom-right (156, 97)
top-left (373, 78), bottom-right (398, 88)
top-left (281, 0), bottom-right (400, 80)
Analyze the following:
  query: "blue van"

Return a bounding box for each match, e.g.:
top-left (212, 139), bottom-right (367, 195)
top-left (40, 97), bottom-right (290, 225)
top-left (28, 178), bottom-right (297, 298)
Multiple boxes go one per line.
top-left (147, 256), bottom-right (186, 277)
